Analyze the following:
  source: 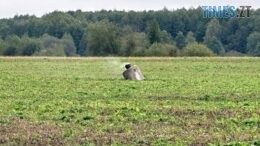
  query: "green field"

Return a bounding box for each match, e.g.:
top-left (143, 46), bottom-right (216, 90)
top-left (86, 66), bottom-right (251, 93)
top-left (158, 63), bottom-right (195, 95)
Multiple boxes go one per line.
top-left (0, 57), bottom-right (259, 145)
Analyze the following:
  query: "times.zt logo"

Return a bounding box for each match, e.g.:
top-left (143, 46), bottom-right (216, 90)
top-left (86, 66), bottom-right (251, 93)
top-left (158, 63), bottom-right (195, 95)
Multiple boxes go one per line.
top-left (237, 6), bottom-right (251, 18)
top-left (201, 5), bottom-right (252, 18)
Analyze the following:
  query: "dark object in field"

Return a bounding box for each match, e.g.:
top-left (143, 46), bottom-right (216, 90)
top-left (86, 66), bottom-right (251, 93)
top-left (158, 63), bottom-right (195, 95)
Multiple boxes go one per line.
top-left (123, 64), bottom-right (144, 80)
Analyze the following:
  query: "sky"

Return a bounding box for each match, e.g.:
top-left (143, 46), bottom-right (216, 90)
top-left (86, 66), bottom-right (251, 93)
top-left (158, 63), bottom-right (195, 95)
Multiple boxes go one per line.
top-left (0, 0), bottom-right (259, 18)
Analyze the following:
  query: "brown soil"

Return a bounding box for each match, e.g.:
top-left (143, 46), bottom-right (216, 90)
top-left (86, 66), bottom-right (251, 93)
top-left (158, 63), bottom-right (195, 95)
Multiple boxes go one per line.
top-left (0, 117), bottom-right (64, 146)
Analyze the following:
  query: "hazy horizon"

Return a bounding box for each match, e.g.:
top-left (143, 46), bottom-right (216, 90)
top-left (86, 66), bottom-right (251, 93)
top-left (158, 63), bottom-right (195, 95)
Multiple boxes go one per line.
top-left (0, 0), bottom-right (259, 18)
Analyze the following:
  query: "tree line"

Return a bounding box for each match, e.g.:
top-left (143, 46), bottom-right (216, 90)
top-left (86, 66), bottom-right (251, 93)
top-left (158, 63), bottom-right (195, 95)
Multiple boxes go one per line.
top-left (0, 8), bottom-right (259, 56)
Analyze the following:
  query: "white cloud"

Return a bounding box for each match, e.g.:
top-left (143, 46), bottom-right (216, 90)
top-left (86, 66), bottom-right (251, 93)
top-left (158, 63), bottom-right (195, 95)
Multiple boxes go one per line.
top-left (0, 0), bottom-right (259, 18)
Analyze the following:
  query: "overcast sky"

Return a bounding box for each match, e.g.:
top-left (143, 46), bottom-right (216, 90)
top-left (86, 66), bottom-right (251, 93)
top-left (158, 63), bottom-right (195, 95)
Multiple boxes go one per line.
top-left (0, 0), bottom-right (259, 18)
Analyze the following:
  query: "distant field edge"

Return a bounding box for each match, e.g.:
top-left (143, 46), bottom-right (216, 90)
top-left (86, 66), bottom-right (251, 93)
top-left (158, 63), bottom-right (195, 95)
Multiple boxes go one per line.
top-left (0, 56), bottom-right (260, 60)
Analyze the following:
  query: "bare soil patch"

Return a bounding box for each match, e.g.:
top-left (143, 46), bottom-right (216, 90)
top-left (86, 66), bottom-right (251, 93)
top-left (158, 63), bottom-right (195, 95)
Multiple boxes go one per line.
top-left (0, 117), bottom-right (64, 146)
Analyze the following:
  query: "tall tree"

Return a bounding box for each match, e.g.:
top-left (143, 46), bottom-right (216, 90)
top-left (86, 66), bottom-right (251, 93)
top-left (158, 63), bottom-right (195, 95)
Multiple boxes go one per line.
top-left (205, 37), bottom-right (224, 54)
top-left (175, 31), bottom-right (187, 49)
top-left (43, 11), bottom-right (75, 38)
top-left (204, 19), bottom-right (224, 54)
top-left (247, 32), bottom-right (260, 56)
top-left (0, 39), bottom-right (6, 55)
top-left (146, 19), bottom-right (161, 44)
top-left (195, 21), bottom-right (207, 42)
top-left (87, 20), bottom-right (120, 56)
top-left (204, 19), bottom-right (221, 42)
top-left (78, 32), bottom-right (88, 56)
top-left (186, 31), bottom-right (196, 44)
top-left (20, 35), bottom-right (42, 56)
top-left (69, 23), bottom-right (85, 55)
top-left (159, 30), bottom-right (173, 44)
top-left (3, 35), bottom-right (22, 55)
top-left (62, 33), bottom-right (77, 56)
top-left (125, 34), bottom-right (136, 56)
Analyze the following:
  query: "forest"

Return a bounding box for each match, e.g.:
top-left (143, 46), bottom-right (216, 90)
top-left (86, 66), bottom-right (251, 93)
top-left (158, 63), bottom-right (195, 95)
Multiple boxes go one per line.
top-left (0, 7), bottom-right (259, 56)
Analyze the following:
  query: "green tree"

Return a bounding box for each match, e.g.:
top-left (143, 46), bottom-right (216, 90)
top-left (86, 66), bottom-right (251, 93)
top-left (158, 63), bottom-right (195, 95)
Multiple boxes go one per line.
top-left (120, 29), bottom-right (149, 56)
top-left (0, 39), bottom-right (7, 55)
top-left (78, 32), bottom-right (88, 56)
top-left (61, 33), bottom-right (77, 56)
top-left (223, 18), bottom-right (253, 53)
top-left (4, 35), bottom-right (22, 55)
top-left (205, 37), bottom-right (224, 54)
top-left (186, 31), bottom-right (196, 44)
top-left (252, 9), bottom-right (260, 32)
top-left (0, 20), bottom-right (11, 38)
top-left (204, 19), bottom-right (221, 41)
top-left (145, 43), bottom-right (178, 56)
top-left (43, 11), bottom-right (75, 38)
top-left (69, 22), bottom-right (85, 55)
top-left (36, 34), bottom-right (66, 56)
top-left (204, 19), bottom-right (224, 54)
top-left (159, 30), bottom-right (173, 44)
top-left (11, 15), bottom-right (31, 37)
top-left (27, 17), bottom-right (47, 37)
top-left (124, 34), bottom-right (136, 56)
top-left (175, 31), bottom-right (187, 49)
top-left (87, 20), bottom-right (120, 56)
top-left (3, 46), bottom-right (17, 56)
top-left (195, 22), bottom-right (207, 42)
top-left (146, 19), bottom-right (161, 44)
top-left (22, 43), bottom-right (38, 56)
top-left (19, 35), bottom-right (42, 56)
top-left (129, 32), bottom-right (149, 56)
top-left (247, 32), bottom-right (260, 56)
top-left (22, 41), bottom-right (41, 56)
top-left (182, 43), bottom-right (213, 56)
